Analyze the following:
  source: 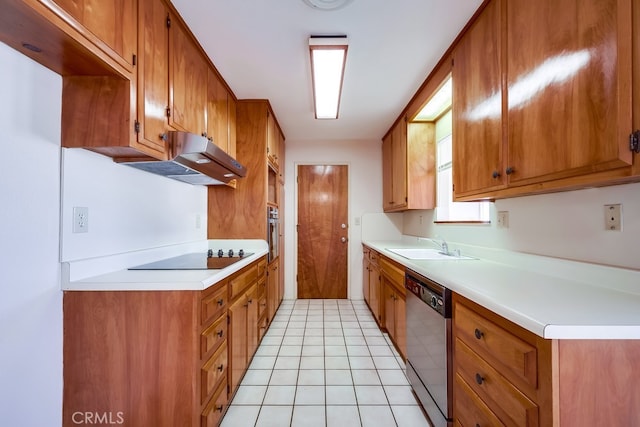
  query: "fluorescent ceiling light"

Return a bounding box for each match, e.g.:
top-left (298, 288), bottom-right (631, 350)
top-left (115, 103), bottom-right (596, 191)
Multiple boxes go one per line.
top-left (415, 76), bottom-right (452, 121)
top-left (309, 36), bottom-right (348, 119)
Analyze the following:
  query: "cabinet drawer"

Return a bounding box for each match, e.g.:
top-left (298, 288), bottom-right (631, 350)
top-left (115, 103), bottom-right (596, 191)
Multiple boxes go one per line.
top-left (229, 264), bottom-right (258, 300)
top-left (201, 283), bottom-right (228, 327)
top-left (201, 378), bottom-right (227, 427)
top-left (455, 302), bottom-right (537, 388)
top-left (201, 342), bottom-right (228, 404)
top-left (201, 315), bottom-right (227, 359)
top-left (257, 257), bottom-right (267, 277)
top-left (455, 373), bottom-right (505, 427)
top-left (258, 294), bottom-right (267, 318)
top-left (369, 250), bottom-right (379, 265)
top-left (455, 338), bottom-right (538, 427)
top-left (379, 257), bottom-right (405, 295)
top-left (258, 315), bottom-right (268, 341)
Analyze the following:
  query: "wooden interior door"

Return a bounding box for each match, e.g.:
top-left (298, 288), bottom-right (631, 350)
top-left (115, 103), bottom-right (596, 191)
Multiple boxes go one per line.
top-left (297, 165), bottom-right (348, 299)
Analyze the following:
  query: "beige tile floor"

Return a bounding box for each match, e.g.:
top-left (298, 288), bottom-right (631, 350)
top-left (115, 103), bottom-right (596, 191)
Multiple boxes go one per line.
top-left (220, 299), bottom-right (431, 427)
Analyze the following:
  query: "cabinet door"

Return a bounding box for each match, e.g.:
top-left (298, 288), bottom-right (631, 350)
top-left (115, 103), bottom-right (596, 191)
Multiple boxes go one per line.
top-left (267, 110), bottom-right (279, 167)
top-left (267, 262), bottom-right (278, 323)
top-left (452, 0), bottom-right (505, 196)
top-left (383, 281), bottom-right (396, 337)
top-left (246, 284), bottom-right (259, 358)
top-left (382, 134), bottom-right (394, 210)
top-left (228, 297), bottom-right (247, 393)
top-left (169, 16), bottom-right (207, 134)
top-left (137, 0), bottom-right (170, 158)
top-left (362, 254), bottom-right (370, 305)
top-left (391, 121), bottom-right (408, 209)
top-left (207, 68), bottom-right (229, 152)
top-left (369, 262), bottom-right (381, 325)
top-left (54, 0), bottom-right (136, 68)
top-left (395, 293), bottom-right (406, 358)
top-left (506, 0), bottom-right (632, 185)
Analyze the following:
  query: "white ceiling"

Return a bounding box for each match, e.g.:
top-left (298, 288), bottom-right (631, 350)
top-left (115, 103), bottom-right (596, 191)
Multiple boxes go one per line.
top-left (171, 0), bottom-right (483, 142)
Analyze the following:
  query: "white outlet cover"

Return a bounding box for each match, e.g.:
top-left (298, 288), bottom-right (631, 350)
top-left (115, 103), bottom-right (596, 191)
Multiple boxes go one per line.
top-left (604, 204), bottom-right (622, 231)
top-left (73, 207), bottom-right (89, 233)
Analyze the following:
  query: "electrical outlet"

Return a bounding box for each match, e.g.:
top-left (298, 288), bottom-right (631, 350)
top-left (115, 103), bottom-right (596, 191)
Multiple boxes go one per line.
top-left (604, 204), bottom-right (622, 231)
top-left (497, 211), bottom-right (509, 228)
top-left (73, 207), bottom-right (89, 233)
top-left (419, 215), bottom-right (424, 225)
top-left (195, 214), bottom-right (202, 229)
top-left (354, 216), bottom-right (361, 226)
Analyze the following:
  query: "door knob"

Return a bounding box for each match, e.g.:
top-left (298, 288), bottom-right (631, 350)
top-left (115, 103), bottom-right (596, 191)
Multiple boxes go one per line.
top-left (341, 237), bottom-right (348, 243)
top-left (341, 223), bottom-right (347, 229)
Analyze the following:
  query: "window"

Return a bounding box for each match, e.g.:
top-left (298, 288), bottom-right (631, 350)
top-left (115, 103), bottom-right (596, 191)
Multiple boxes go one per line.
top-left (415, 76), bottom-right (490, 222)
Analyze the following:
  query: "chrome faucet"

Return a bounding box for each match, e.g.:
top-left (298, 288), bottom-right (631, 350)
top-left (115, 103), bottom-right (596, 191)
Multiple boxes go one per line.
top-left (418, 236), bottom-right (451, 255)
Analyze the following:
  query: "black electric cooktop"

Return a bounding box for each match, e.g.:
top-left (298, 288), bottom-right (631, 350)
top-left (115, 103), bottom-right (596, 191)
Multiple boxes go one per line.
top-left (128, 250), bottom-right (253, 270)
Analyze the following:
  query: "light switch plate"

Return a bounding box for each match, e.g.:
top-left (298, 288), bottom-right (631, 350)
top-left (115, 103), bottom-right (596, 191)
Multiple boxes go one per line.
top-left (497, 211), bottom-right (509, 228)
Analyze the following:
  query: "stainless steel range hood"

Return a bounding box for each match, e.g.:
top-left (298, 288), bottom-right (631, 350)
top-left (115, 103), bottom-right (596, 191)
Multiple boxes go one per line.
top-left (119, 132), bottom-right (247, 185)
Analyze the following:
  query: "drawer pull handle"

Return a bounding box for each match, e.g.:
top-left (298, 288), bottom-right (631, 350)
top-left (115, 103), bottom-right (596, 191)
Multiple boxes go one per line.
top-left (215, 405), bottom-right (223, 412)
top-left (217, 298), bottom-right (224, 306)
top-left (475, 373), bottom-right (485, 385)
top-left (217, 364), bottom-right (224, 372)
top-left (474, 328), bottom-right (484, 340)
top-left (217, 330), bottom-right (224, 338)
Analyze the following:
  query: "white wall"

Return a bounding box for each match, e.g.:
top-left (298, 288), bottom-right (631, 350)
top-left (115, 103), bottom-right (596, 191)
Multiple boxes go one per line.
top-left (283, 139), bottom-right (382, 300)
top-left (0, 43), bottom-right (63, 426)
top-left (0, 40), bottom-right (210, 425)
top-left (61, 148), bottom-right (207, 261)
top-left (403, 182), bottom-right (640, 270)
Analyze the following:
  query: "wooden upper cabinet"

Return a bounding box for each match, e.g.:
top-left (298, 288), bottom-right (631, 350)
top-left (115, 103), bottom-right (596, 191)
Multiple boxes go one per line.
top-left (391, 120), bottom-right (408, 210)
top-left (506, 0), bottom-right (633, 186)
top-left (54, 0), bottom-right (137, 69)
top-left (207, 68), bottom-right (230, 152)
top-left (169, 15), bottom-right (207, 135)
top-left (452, 0), bottom-right (504, 197)
top-left (267, 110), bottom-right (280, 168)
top-left (228, 96), bottom-right (237, 158)
top-left (382, 118), bottom-right (435, 212)
top-left (136, 0), bottom-right (170, 158)
top-left (382, 134), bottom-right (394, 209)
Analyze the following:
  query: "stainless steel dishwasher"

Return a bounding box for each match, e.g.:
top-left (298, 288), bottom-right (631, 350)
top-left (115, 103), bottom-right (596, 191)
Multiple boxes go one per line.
top-left (405, 269), bottom-right (453, 427)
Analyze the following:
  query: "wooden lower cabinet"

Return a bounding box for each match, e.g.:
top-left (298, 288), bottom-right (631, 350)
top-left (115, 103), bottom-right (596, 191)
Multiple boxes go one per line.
top-left (362, 246), bottom-right (382, 326)
top-left (379, 256), bottom-right (406, 359)
top-left (452, 293), bottom-right (552, 427)
top-left (63, 256), bottom-right (269, 427)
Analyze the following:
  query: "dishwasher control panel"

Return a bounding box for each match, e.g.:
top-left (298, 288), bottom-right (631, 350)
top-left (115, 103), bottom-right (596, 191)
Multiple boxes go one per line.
top-left (405, 271), bottom-right (451, 318)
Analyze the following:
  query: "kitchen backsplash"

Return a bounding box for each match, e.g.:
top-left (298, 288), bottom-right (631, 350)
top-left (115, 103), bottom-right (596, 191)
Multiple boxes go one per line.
top-left (402, 181), bottom-right (640, 270)
top-left (60, 148), bottom-right (207, 262)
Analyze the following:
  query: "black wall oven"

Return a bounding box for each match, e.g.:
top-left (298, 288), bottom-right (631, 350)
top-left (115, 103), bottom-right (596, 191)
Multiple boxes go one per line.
top-left (267, 206), bottom-right (279, 262)
top-left (405, 269), bottom-right (453, 427)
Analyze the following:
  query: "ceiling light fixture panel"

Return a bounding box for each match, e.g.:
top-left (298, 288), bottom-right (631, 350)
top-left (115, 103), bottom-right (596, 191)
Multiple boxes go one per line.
top-left (302, 0), bottom-right (354, 11)
top-left (309, 35), bottom-right (348, 120)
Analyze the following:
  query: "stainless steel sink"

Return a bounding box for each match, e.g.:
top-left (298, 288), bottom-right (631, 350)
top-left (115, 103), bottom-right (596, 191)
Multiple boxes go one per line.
top-left (386, 247), bottom-right (474, 260)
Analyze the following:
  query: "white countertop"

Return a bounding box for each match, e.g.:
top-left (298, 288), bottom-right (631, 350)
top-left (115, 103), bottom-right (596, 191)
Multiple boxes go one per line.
top-left (363, 237), bottom-right (640, 340)
top-left (62, 239), bottom-right (269, 291)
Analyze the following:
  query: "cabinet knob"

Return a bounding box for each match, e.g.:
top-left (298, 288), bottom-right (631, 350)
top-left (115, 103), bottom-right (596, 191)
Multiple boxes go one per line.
top-left (217, 364), bottom-right (224, 372)
top-left (215, 405), bottom-right (223, 412)
top-left (505, 167), bottom-right (515, 175)
top-left (217, 330), bottom-right (224, 338)
top-left (474, 328), bottom-right (484, 340)
top-left (492, 170), bottom-right (501, 179)
top-left (201, 132), bottom-right (207, 138)
top-left (159, 133), bottom-right (167, 141)
top-left (217, 298), bottom-right (224, 306)
top-left (475, 373), bottom-right (485, 385)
